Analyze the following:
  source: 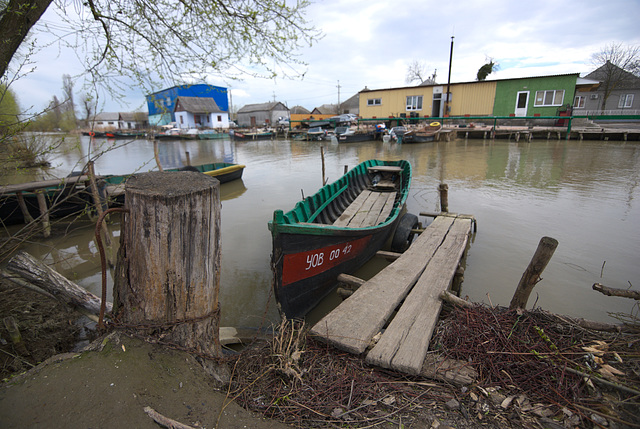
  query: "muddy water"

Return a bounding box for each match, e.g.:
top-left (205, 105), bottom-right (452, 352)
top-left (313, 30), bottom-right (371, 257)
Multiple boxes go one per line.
top-left (4, 134), bottom-right (639, 327)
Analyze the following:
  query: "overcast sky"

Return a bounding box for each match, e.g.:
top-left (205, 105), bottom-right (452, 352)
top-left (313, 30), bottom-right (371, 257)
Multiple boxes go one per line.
top-left (8, 0), bottom-right (640, 115)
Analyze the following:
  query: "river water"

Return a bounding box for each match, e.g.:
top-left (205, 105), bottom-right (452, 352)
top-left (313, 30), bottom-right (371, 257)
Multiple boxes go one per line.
top-left (4, 134), bottom-right (640, 328)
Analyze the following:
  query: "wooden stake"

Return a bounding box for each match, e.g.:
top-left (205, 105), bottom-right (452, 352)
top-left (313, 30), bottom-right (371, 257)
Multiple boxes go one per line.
top-left (88, 161), bottom-right (111, 246)
top-left (153, 140), bottom-right (163, 171)
top-left (438, 183), bottom-right (449, 213)
top-left (15, 191), bottom-right (34, 223)
top-left (509, 236), bottom-right (558, 310)
top-left (321, 146), bottom-right (326, 185)
top-left (185, 151), bottom-right (191, 166)
top-left (35, 191), bottom-right (50, 238)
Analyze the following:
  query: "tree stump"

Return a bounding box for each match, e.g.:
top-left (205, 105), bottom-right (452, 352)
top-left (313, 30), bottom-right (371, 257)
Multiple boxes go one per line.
top-left (509, 236), bottom-right (558, 310)
top-left (114, 171), bottom-right (221, 358)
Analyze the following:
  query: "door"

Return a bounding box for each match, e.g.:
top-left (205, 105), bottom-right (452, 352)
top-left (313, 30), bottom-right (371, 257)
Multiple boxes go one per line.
top-left (515, 91), bottom-right (529, 117)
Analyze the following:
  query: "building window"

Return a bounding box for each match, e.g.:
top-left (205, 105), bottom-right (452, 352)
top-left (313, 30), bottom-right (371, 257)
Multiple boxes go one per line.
top-left (406, 95), bottom-right (423, 111)
top-left (574, 95), bottom-right (585, 108)
top-left (217, 115), bottom-right (222, 121)
top-left (180, 116), bottom-right (184, 124)
top-left (534, 90), bottom-right (564, 107)
top-left (619, 94), bottom-right (634, 108)
top-left (367, 98), bottom-right (381, 106)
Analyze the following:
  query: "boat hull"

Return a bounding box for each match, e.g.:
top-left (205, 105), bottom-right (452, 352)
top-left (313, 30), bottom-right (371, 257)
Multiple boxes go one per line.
top-left (337, 132), bottom-right (375, 143)
top-left (269, 159), bottom-right (412, 319)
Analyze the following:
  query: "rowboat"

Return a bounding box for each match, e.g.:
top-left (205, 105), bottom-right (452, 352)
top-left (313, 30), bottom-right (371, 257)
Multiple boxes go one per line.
top-left (268, 159), bottom-right (414, 319)
top-left (401, 122), bottom-right (442, 143)
top-left (231, 129), bottom-right (275, 140)
top-left (0, 163), bottom-right (245, 226)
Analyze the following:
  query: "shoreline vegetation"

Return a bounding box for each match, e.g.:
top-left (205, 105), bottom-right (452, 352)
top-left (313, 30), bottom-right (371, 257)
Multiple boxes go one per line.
top-left (0, 271), bottom-right (638, 428)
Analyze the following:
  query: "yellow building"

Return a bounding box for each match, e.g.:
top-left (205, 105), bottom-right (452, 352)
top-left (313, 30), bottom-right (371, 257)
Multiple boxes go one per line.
top-left (359, 81), bottom-right (497, 119)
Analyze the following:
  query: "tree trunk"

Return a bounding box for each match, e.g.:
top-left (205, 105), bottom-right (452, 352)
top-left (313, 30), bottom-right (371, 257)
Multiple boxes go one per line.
top-left (0, 0), bottom-right (53, 78)
top-left (114, 171), bottom-right (221, 358)
top-left (509, 236), bottom-right (558, 310)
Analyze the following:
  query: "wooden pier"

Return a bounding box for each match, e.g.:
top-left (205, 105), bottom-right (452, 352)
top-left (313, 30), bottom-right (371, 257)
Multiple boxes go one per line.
top-left (447, 125), bottom-right (640, 141)
top-left (310, 212), bottom-right (474, 376)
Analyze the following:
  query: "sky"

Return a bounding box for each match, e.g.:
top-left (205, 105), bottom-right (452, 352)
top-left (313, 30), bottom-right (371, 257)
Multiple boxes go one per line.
top-left (7, 0), bottom-right (640, 115)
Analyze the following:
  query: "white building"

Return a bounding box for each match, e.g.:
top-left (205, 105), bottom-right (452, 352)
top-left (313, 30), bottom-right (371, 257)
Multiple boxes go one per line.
top-left (174, 96), bottom-right (230, 129)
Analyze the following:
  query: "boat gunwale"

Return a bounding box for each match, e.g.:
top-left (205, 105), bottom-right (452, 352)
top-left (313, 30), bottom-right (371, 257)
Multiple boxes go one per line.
top-left (268, 160), bottom-right (411, 235)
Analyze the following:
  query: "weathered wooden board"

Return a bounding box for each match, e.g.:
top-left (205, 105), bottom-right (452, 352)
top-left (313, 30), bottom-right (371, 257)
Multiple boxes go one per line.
top-left (365, 218), bottom-right (471, 374)
top-left (309, 216), bottom-right (455, 354)
top-left (358, 192), bottom-right (396, 227)
top-left (375, 193), bottom-right (396, 225)
top-left (333, 190), bottom-right (372, 227)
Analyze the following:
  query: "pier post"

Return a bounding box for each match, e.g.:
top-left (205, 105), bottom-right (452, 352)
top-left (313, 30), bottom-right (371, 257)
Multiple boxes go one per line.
top-left (439, 183), bottom-right (449, 213)
top-left (509, 236), bottom-right (558, 310)
top-left (113, 171), bottom-right (222, 361)
top-left (35, 191), bottom-right (50, 238)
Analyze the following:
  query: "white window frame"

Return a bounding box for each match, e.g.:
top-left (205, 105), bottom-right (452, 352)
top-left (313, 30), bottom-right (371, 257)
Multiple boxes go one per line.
top-left (534, 90), bottom-right (565, 107)
top-left (367, 98), bottom-right (381, 106)
top-left (406, 95), bottom-right (423, 111)
top-left (618, 94), bottom-right (634, 108)
top-left (573, 95), bottom-right (585, 108)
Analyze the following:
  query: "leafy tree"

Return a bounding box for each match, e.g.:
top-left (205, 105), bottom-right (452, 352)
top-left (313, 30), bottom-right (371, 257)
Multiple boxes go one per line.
top-left (477, 58), bottom-right (498, 81)
top-left (0, 84), bottom-right (21, 129)
top-left (588, 43), bottom-right (640, 111)
top-left (1, 0), bottom-right (320, 95)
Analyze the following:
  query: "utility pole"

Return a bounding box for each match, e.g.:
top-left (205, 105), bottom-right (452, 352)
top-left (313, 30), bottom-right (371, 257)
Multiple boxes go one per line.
top-left (337, 80), bottom-right (341, 114)
top-left (445, 36), bottom-right (454, 117)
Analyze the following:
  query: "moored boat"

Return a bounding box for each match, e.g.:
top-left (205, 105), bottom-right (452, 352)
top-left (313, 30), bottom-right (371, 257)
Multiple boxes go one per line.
top-left (268, 159), bottom-right (414, 319)
top-left (231, 129), bottom-right (275, 140)
top-left (335, 126), bottom-right (376, 143)
top-left (401, 122), bottom-right (442, 143)
top-left (1, 163), bottom-right (246, 225)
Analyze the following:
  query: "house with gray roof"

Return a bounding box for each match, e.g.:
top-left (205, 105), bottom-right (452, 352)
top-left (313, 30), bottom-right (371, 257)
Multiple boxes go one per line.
top-left (90, 112), bottom-right (148, 131)
top-left (577, 62), bottom-right (640, 115)
top-left (236, 102), bottom-right (289, 127)
top-left (174, 96), bottom-right (230, 129)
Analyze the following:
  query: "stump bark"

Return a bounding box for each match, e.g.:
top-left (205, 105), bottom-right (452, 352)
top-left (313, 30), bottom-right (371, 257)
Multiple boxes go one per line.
top-left (114, 171), bottom-right (221, 358)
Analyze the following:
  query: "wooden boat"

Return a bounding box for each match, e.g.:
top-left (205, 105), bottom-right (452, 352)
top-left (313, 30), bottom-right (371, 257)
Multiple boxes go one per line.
top-left (231, 129), bottom-right (275, 140)
top-left (335, 126), bottom-right (376, 143)
top-left (197, 131), bottom-right (227, 140)
top-left (268, 159), bottom-right (413, 319)
top-left (401, 122), bottom-right (442, 143)
top-left (1, 163), bottom-right (245, 225)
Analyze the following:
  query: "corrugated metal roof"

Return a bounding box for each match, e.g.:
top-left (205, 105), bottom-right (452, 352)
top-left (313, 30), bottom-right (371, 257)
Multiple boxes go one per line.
top-left (93, 112), bottom-right (120, 121)
top-left (175, 96), bottom-right (222, 113)
top-left (238, 102), bottom-right (288, 113)
top-left (360, 73), bottom-right (581, 93)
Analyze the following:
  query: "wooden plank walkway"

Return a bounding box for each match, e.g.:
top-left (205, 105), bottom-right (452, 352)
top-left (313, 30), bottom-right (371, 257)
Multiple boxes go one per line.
top-left (310, 214), bottom-right (473, 375)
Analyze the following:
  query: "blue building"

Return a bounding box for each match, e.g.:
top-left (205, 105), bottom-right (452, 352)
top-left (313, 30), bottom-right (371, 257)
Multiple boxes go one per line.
top-left (146, 84), bottom-right (229, 126)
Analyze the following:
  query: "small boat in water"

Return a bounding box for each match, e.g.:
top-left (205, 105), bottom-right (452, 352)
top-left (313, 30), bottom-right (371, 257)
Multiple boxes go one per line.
top-left (335, 126), bottom-right (376, 143)
top-left (401, 122), bottom-right (442, 143)
top-left (1, 163), bottom-right (245, 225)
top-left (268, 159), bottom-right (414, 319)
top-left (231, 128), bottom-right (275, 140)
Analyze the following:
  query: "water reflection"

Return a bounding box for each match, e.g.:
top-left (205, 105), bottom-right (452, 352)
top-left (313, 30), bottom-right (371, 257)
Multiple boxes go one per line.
top-left (3, 135), bottom-right (639, 327)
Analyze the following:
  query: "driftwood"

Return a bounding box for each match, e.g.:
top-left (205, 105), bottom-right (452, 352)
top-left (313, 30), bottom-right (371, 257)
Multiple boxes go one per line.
top-left (6, 251), bottom-right (112, 315)
top-left (509, 236), bottom-right (558, 310)
top-left (143, 406), bottom-right (195, 429)
top-left (439, 290), bottom-right (473, 308)
top-left (420, 353), bottom-right (478, 386)
top-left (593, 283), bottom-right (640, 300)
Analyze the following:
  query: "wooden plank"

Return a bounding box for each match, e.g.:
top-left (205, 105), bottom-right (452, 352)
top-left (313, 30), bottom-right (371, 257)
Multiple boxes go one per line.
top-left (375, 192), bottom-right (396, 225)
top-left (367, 166), bottom-right (402, 173)
top-left (347, 191), bottom-right (379, 227)
top-left (333, 190), bottom-right (372, 227)
top-left (358, 192), bottom-right (395, 227)
top-left (0, 175), bottom-right (92, 195)
top-left (365, 218), bottom-right (471, 374)
top-left (309, 216), bottom-right (455, 354)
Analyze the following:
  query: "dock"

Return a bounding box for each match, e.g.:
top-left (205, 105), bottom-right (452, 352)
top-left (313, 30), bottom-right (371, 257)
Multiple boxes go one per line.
top-left (310, 213), bottom-right (474, 375)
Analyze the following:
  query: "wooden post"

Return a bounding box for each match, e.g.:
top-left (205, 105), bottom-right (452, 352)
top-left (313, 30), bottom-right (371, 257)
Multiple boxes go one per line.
top-left (15, 191), bottom-right (34, 224)
top-left (153, 140), bottom-right (163, 171)
top-left (113, 171), bottom-right (221, 359)
top-left (185, 151), bottom-right (191, 166)
top-left (509, 236), bottom-right (558, 310)
top-left (439, 183), bottom-right (449, 213)
top-left (321, 146), bottom-right (326, 185)
top-left (88, 161), bottom-right (111, 246)
top-left (35, 190), bottom-right (50, 238)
